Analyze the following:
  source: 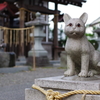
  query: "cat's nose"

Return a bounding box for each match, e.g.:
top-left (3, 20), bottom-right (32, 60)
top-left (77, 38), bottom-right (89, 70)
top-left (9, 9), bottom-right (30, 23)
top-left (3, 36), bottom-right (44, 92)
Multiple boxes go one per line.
top-left (73, 25), bottom-right (76, 29)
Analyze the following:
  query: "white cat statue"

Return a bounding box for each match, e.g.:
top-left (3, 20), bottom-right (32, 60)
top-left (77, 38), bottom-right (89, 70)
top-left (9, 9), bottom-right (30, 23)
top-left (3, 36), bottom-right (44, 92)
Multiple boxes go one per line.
top-left (63, 12), bottom-right (100, 77)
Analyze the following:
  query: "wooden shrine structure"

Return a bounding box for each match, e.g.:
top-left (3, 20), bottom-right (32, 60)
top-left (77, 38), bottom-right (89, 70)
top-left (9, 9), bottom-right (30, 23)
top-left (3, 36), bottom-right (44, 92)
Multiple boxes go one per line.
top-left (0, 0), bottom-right (86, 59)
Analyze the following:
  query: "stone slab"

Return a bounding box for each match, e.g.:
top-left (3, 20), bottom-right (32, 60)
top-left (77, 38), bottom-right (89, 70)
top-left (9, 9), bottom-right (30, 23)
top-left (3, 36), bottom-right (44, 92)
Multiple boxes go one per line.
top-left (25, 88), bottom-right (46, 100)
top-left (25, 75), bottom-right (100, 100)
top-left (25, 88), bottom-right (100, 100)
top-left (35, 75), bottom-right (100, 90)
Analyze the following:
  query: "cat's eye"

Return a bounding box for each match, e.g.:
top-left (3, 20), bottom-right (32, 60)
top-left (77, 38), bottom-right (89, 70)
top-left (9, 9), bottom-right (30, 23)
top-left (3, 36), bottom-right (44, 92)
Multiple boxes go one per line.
top-left (77, 23), bottom-right (81, 27)
top-left (68, 23), bottom-right (72, 26)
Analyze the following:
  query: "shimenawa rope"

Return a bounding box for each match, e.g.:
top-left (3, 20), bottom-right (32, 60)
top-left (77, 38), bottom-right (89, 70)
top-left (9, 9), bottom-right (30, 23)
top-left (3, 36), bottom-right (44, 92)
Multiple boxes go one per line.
top-left (32, 84), bottom-right (100, 100)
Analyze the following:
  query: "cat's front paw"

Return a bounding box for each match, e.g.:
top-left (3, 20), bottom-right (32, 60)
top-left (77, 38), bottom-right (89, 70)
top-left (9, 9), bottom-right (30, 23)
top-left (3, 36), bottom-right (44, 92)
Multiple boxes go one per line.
top-left (64, 70), bottom-right (75, 76)
top-left (78, 70), bottom-right (88, 77)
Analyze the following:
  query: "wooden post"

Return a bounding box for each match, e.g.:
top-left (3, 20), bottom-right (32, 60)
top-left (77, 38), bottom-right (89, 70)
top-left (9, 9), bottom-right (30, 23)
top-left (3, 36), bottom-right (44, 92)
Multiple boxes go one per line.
top-left (53, 2), bottom-right (58, 60)
top-left (19, 8), bottom-right (25, 56)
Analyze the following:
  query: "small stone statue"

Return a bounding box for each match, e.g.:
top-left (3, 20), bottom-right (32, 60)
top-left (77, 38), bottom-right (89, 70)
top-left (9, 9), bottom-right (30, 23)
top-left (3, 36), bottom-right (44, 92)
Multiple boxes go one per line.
top-left (63, 13), bottom-right (100, 77)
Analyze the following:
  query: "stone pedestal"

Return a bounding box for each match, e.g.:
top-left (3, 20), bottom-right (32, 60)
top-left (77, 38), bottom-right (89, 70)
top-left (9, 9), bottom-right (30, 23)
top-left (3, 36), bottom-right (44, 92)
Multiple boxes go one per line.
top-left (60, 51), bottom-right (67, 67)
top-left (25, 12), bottom-right (50, 67)
top-left (25, 75), bottom-right (100, 100)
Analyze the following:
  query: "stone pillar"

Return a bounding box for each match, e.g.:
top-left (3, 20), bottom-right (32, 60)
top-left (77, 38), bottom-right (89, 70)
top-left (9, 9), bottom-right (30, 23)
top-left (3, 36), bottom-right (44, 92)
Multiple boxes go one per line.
top-left (25, 12), bottom-right (50, 67)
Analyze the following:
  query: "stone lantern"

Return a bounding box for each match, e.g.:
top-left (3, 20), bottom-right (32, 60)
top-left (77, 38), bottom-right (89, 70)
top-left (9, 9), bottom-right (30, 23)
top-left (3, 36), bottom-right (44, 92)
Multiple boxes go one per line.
top-left (25, 12), bottom-right (49, 67)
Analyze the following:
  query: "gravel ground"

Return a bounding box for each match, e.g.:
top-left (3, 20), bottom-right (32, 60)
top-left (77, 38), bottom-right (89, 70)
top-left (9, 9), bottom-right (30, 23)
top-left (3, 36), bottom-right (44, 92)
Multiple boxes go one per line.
top-left (0, 66), bottom-right (65, 100)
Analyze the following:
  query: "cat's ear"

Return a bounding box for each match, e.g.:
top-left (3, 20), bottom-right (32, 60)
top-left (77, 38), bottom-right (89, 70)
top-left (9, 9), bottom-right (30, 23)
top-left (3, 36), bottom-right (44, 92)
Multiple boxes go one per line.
top-left (63, 13), bottom-right (71, 24)
top-left (80, 13), bottom-right (88, 24)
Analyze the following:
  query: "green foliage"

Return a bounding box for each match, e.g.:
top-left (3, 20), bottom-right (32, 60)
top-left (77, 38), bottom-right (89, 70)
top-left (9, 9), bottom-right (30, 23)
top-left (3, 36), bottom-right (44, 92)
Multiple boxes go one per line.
top-left (85, 33), bottom-right (94, 37)
top-left (85, 25), bottom-right (99, 50)
top-left (58, 37), bottom-right (66, 47)
top-left (89, 40), bottom-right (99, 50)
top-left (85, 33), bottom-right (99, 50)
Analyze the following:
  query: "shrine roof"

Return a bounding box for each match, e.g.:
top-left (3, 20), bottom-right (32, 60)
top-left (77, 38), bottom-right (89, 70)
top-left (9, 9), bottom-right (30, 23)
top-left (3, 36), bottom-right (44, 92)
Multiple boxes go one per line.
top-left (42, 0), bottom-right (86, 7)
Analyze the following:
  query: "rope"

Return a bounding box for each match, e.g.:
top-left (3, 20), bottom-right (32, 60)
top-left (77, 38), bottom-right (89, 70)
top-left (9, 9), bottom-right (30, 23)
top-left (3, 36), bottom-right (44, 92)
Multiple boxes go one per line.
top-left (32, 84), bottom-right (100, 100)
top-left (0, 26), bottom-right (34, 46)
top-left (0, 26), bottom-right (34, 30)
top-left (81, 94), bottom-right (86, 100)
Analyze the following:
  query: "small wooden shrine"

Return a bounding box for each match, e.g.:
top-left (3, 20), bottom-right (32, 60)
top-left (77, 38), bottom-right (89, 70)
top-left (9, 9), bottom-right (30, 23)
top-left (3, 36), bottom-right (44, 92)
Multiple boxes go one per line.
top-left (0, 0), bottom-right (86, 59)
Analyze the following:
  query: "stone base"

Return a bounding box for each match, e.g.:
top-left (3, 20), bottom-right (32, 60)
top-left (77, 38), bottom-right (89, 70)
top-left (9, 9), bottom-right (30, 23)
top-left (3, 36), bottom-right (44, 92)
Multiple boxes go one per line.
top-left (0, 52), bottom-right (15, 68)
top-left (35, 75), bottom-right (100, 90)
top-left (60, 51), bottom-right (67, 67)
top-left (26, 56), bottom-right (50, 67)
top-left (25, 75), bottom-right (100, 100)
top-left (28, 50), bottom-right (48, 57)
top-left (25, 88), bottom-right (100, 100)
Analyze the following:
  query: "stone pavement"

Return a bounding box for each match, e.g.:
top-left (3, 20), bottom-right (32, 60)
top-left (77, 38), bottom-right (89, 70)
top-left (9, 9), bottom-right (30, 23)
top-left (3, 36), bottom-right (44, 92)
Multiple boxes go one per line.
top-left (0, 58), bottom-right (65, 100)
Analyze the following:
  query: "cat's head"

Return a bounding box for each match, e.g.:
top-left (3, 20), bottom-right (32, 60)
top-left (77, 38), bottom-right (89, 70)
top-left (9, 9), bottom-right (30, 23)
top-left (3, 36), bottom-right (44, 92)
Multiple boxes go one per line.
top-left (63, 13), bottom-right (88, 38)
